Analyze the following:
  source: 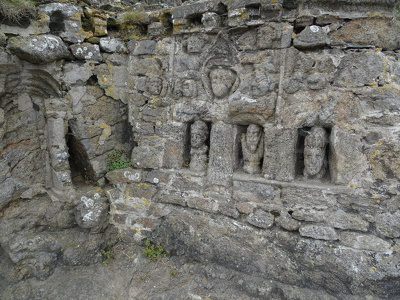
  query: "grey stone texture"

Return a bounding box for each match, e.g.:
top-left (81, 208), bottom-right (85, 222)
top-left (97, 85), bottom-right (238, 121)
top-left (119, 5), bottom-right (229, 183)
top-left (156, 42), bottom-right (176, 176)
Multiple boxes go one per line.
top-left (1, 0), bottom-right (400, 298)
top-left (7, 35), bottom-right (71, 64)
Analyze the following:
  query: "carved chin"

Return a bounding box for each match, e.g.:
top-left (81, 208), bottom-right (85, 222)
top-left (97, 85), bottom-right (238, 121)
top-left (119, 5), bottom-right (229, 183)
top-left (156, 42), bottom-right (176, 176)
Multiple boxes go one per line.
top-left (212, 85), bottom-right (230, 98)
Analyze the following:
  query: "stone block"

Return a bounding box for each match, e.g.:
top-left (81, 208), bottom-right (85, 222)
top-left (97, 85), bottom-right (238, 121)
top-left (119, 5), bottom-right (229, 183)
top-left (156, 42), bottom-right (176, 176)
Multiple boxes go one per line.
top-left (207, 122), bottom-right (236, 187)
top-left (106, 168), bottom-right (145, 184)
top-left (187, 196), bottom-right (219, 214)
top-left (128, 40), bottom-right (156, 55)
top-left (131, 136), bottom-right (166, 169)
top-left (99, 38), bottom-right (127, 53)
top-left (299, 225), bottom-right (338, 240)
top-left (376, 211), bottom-right (400, 238)
top-left (7, 35), bottom-right (71, 64)
top-left (257, 23), bottom-right (293, 49)
top-left (233, 180), bottom-right (280, 203)
top-left (327, 211), bottom-right (369, 232)
top-left (146, 170), bottom-right (171, 185)
top-left (246, 209), bottom-right (274, 229)
top-left (275, 215), bottom-right (300, 231)
top-left (170, 172), bottom-right (204, 191)
top-left (170, 2), bottom-right (208, 19)
top-left (93, 17), bottom-right (108, 37)
top-left (263, 125), bottom-right (297, 182)
top-left (70, 43), bottom-right (101, 61)
top-left (154, 190), bottom-right (186, 207)
top-left (124, 183), bottom-right (157, 200)
top-left (75, 189), bottom-right (109, 233)
top-left (293, 25), bottom-right (329, 49)
top-left (331, 18), bottom-right (400, 50)
top-left (340, 232), bottom-right (391, 252)
top-left (236, 202), bottom-right (256, 214)
top-left (282, 187), bottom-right (337, 210)
top-left (112, 213), bottom-right (128, 225)
top-left (333, 52), bottom-right (384, 88)
top-left (329, 126), bottom-right (366, 185)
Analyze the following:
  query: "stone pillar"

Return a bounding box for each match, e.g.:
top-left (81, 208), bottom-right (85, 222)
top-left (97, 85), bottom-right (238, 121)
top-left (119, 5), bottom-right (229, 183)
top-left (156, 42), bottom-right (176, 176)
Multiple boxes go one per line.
top-left (207, 122), bottom-right (237, 187)
top-left (263, 124), bottom-right (297, 182)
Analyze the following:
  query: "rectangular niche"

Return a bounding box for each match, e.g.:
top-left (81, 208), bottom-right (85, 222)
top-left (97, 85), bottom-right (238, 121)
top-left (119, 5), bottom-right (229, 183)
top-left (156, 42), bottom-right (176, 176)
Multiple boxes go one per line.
top-left (184, 120), bottom-right (211, 172)
top-left (296, 127), bottom-right (331, 181)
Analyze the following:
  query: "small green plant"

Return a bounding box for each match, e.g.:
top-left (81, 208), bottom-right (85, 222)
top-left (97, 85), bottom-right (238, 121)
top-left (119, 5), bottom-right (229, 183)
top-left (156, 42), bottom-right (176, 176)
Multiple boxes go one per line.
top-left (0, 0), bottom-right (37, 25)
top-left (95, 83), bottom-right (107, 90)
top-left (182, 157), bottom-right (190, 168)
top-left (143, 238), bottom-right (166, 262)
top-left (106, 150), bottom-right (130, 172)
top-left (170, 269), bottom-right (178, 277)
top-left (101, 242), bottom-right (114, 266)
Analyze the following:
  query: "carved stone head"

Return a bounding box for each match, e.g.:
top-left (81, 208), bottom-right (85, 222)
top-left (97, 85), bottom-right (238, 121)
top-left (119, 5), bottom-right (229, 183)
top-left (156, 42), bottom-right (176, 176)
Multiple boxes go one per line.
top-left (209, 68), bottom-right (237, 98)
top-left (187, 36), bottom-right (204, 53)
top-left (304, 127), bottom-right (328, 178)
top-left (147, 77), bottom-right (163, 95)
top-left (182, 79), bottom-right (197, 98)
top-left (191, 120), bottom-right (208, 148)
top-left (246, 124), bottom-right (262, 153)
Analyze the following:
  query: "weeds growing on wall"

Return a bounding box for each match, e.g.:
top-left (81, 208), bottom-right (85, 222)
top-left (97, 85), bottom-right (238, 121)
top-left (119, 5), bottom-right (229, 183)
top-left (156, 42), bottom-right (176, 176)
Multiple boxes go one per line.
top-left (143, 238), bottom-right (166, 262)
top-left (0, 0), bottom-right (37, 25)
top-left (106, 150), bottom-right (130, 172)
top-left (121, 9), bottom-right (147, 26)
top-left (101, 242), bottom-right (115, 266)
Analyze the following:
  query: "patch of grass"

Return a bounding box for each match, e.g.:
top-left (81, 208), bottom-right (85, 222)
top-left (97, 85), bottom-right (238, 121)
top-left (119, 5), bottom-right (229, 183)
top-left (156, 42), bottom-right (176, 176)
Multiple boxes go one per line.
top-left (101, 242), bottom-right (114, 266)
top-left (106, 150), bottom-right (130, 172)
top-left (0, 0), bottom-right (37, 25)
top-left (143, 238), bottom-right (166, 262)
top-left (170, 269), bottom-right (178, 277)
top-left (121, 9), bottom-right (147, 26)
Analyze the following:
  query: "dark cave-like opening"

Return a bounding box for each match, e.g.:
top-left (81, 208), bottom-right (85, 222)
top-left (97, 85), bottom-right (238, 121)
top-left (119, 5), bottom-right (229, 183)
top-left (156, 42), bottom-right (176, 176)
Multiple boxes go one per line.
top-left (66, 123), bottom-right (96, 185)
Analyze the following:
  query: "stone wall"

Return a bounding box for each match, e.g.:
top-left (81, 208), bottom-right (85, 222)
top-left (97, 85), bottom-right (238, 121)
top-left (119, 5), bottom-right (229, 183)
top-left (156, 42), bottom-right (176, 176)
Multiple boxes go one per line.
top-left (1, 0), bottom-right (400, 298)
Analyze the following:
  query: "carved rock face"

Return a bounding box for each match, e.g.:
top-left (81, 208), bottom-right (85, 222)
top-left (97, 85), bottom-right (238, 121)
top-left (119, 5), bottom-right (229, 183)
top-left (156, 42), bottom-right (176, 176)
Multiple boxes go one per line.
top-left (246, 124), bottom-right (262, 153)
top-left (304, 146), bottom-right (325, 176)
top-left (209, 68), bottom-right (236, 98)
top-left (304, 127), bottom-right (328, 178)
top-left (147, 77), bottom-right (163, 95)
top-left (191, 121), bottom-right (208, 148)
top-left (182, 79), bottom-right (197, 98)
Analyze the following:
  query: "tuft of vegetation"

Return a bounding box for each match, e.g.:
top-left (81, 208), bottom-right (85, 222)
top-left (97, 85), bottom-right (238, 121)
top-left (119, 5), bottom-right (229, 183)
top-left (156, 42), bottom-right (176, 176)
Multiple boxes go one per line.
top-left (143, 238), bottom-right (166, 262)
top-left (121, 9), bottom-right (147, 26)
top-left (0, 0), bottom-right (37, 25)
top-left (106, 150), bottom-right (130, 172)
top-left (101, 242), bottom-right (115, 266)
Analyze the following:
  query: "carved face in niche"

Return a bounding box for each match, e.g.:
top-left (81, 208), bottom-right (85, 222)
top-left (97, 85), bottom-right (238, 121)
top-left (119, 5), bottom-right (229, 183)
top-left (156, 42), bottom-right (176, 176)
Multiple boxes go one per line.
top-left (191, 120), bottom-right (208, 148)
top-left (246, 124), bottom-right (262, 153)
top-left (304, 127), bottom-right (328, 177)
top-left (182, 79), bottom-right (197, 98)
top-left (209, 68), bottom-right (236, 98)
top-left (147, 77), bottom-right (163, 95)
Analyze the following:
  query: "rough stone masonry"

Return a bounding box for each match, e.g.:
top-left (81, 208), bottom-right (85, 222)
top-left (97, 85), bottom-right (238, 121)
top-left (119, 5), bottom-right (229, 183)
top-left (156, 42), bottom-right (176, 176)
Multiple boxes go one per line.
top-left (1, 0), bottom-right (400, 299)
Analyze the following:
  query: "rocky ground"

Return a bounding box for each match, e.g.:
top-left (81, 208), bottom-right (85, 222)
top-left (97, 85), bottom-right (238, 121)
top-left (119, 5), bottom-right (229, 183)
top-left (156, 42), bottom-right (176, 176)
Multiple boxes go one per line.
top-left (0, 238), bottom-right (353, 300)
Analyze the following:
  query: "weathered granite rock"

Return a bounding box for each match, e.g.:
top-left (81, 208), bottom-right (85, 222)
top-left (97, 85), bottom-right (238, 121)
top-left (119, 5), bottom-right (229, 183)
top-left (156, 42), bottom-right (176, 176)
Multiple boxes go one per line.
top-left (331, 18), bottom-right (400, 50)
top-left (70, 43), bottom-right (101, 61)
top-left (246, 209), bottom-right (274, 229)
top-left (299, 224), bottom-right (339, 240)
top-left (7, 35), bottom-right (71, 64)
top-left (293, 25), bottom-right (329, 49)
top-left (376, 211), bottom-right (400, 238)
top-left (340, 232), bottom-right (391, 252)
top-left (99, 38), bottom-right (127, 53)
top-left (75, 189), bottom-right (109, 233)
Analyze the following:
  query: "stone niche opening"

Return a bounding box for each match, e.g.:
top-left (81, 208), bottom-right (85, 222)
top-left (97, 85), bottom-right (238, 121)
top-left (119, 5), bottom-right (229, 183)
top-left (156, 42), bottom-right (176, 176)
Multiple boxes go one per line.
top-left (49, 11), bottom-right (66, 35)
top-left (66, 122), bottom-right (96, 185)
top-left (296, 127), bottom-right (331, 181)
top-left (185, 120), bottom-right (211, 171)
top-left (245, 4), bottom-right (261, 20)
top-left (187, 13), bottom-right (203, 27)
